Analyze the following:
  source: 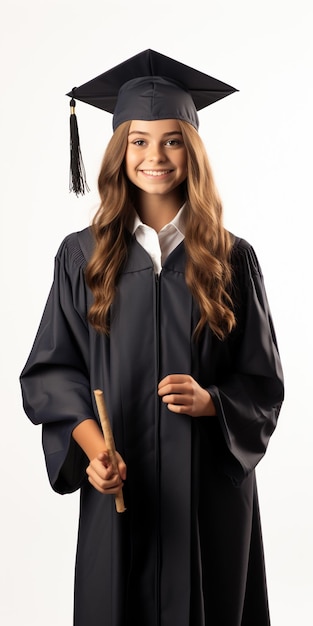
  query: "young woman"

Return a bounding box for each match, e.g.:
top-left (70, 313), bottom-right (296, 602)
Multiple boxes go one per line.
top-left (20, 50), bottom-right (284, 626)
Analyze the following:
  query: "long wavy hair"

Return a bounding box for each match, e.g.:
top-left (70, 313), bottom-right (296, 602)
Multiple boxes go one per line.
top-left (85, 120), bottom-right (235, 339)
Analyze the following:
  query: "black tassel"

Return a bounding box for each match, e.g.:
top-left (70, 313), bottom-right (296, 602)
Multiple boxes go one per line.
top-left (69, 96), bottom-right (89, 196)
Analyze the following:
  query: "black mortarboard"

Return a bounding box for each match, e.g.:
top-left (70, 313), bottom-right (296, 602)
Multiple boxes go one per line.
top-left (67, 49), bottom-right (238, 195)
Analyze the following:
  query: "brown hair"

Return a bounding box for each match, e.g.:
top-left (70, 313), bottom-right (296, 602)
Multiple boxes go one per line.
top-left (85, 120), bottom-right (235, 339)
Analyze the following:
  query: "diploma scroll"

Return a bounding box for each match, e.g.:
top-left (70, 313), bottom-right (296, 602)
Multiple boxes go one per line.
top-left (93, 389), bottom-right (126, 513)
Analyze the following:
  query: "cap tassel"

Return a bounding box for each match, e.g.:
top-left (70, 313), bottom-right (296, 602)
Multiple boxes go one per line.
top-left (69, 97), bottom-right (89, 196)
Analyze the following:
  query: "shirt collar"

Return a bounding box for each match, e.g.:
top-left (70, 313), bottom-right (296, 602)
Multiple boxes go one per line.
top-left (132, 203), bottom-right (186, 236)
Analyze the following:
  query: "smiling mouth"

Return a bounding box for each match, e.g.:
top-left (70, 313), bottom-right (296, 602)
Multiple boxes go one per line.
top-left (140, 169), bottom-right (173, 177)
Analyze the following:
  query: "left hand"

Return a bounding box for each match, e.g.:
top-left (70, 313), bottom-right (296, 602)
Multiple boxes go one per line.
top-left (158, 374), bottom-right (216, 417)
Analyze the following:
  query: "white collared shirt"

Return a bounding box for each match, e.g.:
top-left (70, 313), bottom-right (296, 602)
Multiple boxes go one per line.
top-left (132, 204), bottom-right (186, 274)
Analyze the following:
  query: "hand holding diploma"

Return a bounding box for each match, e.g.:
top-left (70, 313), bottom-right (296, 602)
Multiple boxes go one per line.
top-left (92, 389), bottom-right (126, 513)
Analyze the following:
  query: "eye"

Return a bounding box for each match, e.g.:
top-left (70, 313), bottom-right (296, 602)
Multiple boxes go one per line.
top-left (165, 138), bottom-right (183, 147)
top-left (131, 139), bottom-right (146, 146)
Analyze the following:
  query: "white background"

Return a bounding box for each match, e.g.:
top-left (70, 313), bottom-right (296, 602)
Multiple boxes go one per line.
top-left (1, 1), bottom-right (312, 624)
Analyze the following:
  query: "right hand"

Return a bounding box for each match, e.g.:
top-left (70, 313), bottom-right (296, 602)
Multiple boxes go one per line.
top-left (86, 450), bottom-right (127, 495)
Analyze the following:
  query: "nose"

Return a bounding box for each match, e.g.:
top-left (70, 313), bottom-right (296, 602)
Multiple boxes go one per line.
top-left (147, 142), bottom-right (166, 162)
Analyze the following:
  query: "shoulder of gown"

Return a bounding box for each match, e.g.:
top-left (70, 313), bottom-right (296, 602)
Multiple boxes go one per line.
top-left (55, 226), bottom-right (95, 267)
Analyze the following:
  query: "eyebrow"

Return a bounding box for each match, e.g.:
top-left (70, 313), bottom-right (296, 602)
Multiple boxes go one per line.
top-left (128, 130), bottom-right (183, 137)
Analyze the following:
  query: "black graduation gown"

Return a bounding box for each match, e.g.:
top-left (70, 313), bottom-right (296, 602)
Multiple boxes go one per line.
top-left (20, 227), bottom-right (284, 626)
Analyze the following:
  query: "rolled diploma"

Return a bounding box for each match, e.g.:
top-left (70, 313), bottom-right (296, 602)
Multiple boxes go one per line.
top-left (93, 389), bottom-right (126, 513)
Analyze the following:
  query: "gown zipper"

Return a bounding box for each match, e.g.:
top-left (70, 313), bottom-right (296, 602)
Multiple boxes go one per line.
top-left (154, 271), bottom-right (161, 626)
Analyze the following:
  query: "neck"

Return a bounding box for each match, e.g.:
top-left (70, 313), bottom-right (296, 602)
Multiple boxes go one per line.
top-left (135, 190), bottom-right (184, 232)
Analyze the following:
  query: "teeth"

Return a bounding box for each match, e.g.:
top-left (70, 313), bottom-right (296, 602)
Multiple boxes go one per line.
top-left (141, 170), bottom-right (171, 176)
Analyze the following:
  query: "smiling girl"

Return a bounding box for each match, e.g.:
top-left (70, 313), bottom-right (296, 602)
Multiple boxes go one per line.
top-left (20, 50), bottom-right (284, 626)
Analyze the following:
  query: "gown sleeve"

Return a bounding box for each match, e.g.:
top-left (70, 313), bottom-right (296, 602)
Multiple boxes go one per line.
top-left (20, 232), bottom-right (94, 494)
top-left (207, 237), bottom-right (284, 485)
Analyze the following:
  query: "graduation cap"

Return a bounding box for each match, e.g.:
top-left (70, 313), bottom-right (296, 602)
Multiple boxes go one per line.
top-left (67, 49), bottom-right (238, 195)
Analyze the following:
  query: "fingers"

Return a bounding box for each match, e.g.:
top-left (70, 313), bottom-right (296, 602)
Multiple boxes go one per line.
top-left (158, 374), bottom-right (215, 417)
top-left (158, 375), bottom-right (194, 413)
top-left (86, 451), bottom-right (126, 495)
top-left (158, 373), bottom-right (191, 391)
top-left (161, 395), bottom-right (194, 414)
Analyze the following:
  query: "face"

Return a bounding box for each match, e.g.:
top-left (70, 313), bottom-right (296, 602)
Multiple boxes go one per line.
top-left (125, 119), bottom-right (187, 199)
